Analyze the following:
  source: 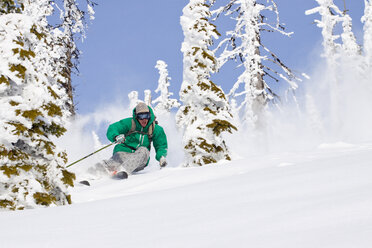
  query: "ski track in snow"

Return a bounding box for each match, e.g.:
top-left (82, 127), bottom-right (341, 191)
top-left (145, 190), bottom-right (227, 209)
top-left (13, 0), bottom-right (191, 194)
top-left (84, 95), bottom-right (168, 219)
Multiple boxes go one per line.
top-left (1, 143), bottom-right (372, 248)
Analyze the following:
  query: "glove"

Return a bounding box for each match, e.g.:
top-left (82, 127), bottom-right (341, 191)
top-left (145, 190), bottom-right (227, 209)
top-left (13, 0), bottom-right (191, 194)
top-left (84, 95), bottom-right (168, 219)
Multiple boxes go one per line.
top-left (115, 134), bottom-right (125, 144)
top-left (159, 156), bottom-right (167, 168)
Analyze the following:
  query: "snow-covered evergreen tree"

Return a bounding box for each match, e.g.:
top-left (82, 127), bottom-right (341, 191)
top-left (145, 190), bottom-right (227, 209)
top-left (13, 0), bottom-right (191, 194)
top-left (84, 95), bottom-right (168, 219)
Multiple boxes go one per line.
top-left (306, 0), bottom-right (359, 57)
top-left (128, 91), bottom-right (139, 109)
top-left (153, 60), bottom-right (180, 115)
top-left (362, 0), bottom-right (372, 67)
top-left (52, 0), bottom-right (95, 115)
top-left (0, 0), bottom-right (78, 210)
top-left (215, 0), bottom-right (299, 130)
top-left (306, 0), bottom-right (343, 132)
top-left (128, 90), bottom-right (152, 109)
top-left (305, 1), bottom-right (361, 67)
top-left (341, 13), bottom-right (361, 57)
top-left (306, 0), bottom-right (362, 132)
top-left (144, 89), bottom-right (152, 107)
top-left (177, 0), bottom-right (237, 166)
top-left (306, 0), bottom-right (344, 65)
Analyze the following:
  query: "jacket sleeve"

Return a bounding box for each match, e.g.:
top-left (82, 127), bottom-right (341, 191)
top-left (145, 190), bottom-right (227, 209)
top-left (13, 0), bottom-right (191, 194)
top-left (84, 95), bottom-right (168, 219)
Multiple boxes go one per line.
top-left (106, 118), bottom-right (132, 142)
top-left (152, 124), bottom-right (168, 161)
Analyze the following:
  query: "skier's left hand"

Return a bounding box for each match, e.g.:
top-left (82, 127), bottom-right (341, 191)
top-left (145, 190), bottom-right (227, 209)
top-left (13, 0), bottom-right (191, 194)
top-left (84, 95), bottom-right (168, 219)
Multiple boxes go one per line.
top-left (159, 156), bottom-right (167, 168)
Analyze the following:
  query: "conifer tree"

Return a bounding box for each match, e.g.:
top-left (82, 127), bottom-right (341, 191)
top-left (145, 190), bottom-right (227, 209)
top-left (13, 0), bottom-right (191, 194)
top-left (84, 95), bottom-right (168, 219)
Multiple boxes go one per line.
top-left (144, 89), bottom-right (152, 106)
top-left (0, 0), bottom-right (80, 210)
top-left (306, 0), bottom-right (359, 58)
top-left (341, 13), bottom-right (361, 57)
top-left (306, 0), bottom-right (343, 66)
top-left (128, 91), bottom-right (140, 109)
top-left (362, 0), bottom-right (372, 67)
top-left (306, 0), bottom-right (361, 131)
top-left (153, 60), bottom-right (180, 115)
top-left (177, 0), bottom-right (237, 166)
top-left (53, 0), bottom-right (95, 115)
top-left (215, 0), bottom-right (299, 130)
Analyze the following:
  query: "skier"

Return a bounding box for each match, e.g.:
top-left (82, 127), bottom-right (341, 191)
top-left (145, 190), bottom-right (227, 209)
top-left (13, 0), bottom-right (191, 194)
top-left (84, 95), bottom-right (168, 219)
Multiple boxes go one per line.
top-left (87, 102), bottom-right (168, 180)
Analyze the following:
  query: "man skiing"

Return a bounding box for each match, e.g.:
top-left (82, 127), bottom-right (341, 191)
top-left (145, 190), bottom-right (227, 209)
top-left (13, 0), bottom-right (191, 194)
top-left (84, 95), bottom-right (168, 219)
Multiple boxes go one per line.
top-left (88, 102), bottom-right (168, 179)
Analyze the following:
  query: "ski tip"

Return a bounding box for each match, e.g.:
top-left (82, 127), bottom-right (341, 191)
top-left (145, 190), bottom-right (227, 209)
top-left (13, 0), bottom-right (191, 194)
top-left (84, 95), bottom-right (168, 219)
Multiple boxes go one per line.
top-left (79, 180), bottom-right (90, 186)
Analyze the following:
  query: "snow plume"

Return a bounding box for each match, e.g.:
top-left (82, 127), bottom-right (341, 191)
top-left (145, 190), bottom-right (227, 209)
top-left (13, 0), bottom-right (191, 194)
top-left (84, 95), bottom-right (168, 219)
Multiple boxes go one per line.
top-left (225, 0), bottom-right (372, 156)
top-left (300, 0), bottom-right (372, 143)
top-left (226, 64), bottom-right (372, 157)
top-left (54, 101), bottom-right (183, 179)
top-left (293, 60), bottom-right (372, 145)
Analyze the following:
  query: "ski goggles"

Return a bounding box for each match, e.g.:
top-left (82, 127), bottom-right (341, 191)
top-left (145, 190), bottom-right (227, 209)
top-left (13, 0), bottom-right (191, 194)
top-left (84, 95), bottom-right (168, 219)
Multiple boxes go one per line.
top-left (136, 112), bottom-right (151, 120)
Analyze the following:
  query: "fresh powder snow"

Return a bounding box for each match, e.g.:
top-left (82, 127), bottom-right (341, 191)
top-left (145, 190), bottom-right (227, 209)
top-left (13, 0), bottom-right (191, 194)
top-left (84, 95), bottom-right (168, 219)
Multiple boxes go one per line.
top-left (0, 142), bottom-right (371, 248)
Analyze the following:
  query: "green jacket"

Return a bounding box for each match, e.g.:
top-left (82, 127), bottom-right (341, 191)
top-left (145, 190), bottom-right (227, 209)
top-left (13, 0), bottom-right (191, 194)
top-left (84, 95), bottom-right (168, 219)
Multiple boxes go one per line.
top-left (106, 106), bottom-right (167, 163)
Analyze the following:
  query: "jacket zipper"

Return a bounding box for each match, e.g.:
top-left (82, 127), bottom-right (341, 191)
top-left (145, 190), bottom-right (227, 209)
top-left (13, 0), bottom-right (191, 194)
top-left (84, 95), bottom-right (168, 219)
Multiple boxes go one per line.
top-left (137, 127), bottom-right (144, 149)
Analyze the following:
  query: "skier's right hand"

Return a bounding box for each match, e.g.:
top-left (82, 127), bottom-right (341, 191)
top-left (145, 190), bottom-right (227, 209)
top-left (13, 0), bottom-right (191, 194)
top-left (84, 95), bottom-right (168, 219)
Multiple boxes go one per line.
top-left (115, 134), bottom-right (125, 144)
top-left (159, 156), bottom-right (167, 168)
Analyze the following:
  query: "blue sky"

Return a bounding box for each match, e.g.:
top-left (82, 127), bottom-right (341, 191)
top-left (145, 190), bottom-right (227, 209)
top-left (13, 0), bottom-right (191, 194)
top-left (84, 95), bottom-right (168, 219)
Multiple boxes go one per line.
top-left (73, 0), bottom-right (365, 115)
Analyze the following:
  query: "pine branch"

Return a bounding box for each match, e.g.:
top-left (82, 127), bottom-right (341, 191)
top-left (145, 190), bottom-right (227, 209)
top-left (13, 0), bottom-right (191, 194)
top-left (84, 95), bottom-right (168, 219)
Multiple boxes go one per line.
top-left (262, 67), bottom-right (280, 82)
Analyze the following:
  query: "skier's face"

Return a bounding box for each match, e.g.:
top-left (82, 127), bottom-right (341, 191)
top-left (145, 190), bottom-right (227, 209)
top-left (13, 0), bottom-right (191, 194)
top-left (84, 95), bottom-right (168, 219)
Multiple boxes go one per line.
top-left (136, 112), bottom-right (150, 127)
top-left (138, 118), bottom-right (149, 127)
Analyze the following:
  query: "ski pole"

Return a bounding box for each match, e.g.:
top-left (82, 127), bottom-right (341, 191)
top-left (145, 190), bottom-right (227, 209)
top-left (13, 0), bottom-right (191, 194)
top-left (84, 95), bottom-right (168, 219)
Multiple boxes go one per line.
top-left (66, 142), bottom-right (116, 168)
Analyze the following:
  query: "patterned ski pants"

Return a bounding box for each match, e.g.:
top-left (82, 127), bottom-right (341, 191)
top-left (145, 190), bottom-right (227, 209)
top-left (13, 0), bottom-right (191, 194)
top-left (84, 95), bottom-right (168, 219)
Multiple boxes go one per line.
top-left (88, 146), bottom-right (150, 176)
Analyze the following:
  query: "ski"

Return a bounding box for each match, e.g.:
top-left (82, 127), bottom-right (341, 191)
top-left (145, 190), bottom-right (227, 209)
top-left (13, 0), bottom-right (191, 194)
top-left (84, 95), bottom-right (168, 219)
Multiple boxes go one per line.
top-left (112, 171), bottom-right (128, 180)
top-left (79, 180), bottom-right (90, 186)
top-left (79, 171), bottom-right (128, 186)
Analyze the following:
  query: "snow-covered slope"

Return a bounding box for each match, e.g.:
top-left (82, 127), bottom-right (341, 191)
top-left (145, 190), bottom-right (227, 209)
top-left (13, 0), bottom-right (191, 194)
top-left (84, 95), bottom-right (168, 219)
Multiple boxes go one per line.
top-left (1, 143), bottom-right (372, 248)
